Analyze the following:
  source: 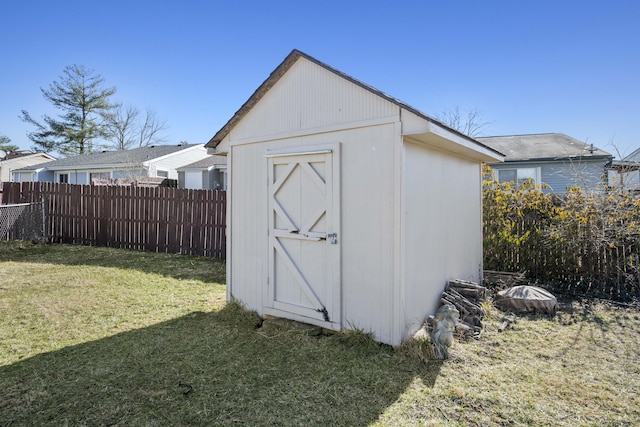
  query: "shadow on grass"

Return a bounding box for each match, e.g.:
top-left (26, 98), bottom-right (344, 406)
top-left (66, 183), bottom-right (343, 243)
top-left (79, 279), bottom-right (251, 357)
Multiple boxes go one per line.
top-left (0, 241), bottom-right (225, 284)
top-left (0, 304), bottom-right (442, 426)
top-left (552, 299), bottom-right (637, 359)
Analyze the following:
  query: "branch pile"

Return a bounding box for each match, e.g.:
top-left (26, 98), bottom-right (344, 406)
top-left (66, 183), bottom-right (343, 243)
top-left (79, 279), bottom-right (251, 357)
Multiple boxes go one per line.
top-left (483, 270), bottom-right (527, 291)
top-left (440, 279), bottom-right (487, 339)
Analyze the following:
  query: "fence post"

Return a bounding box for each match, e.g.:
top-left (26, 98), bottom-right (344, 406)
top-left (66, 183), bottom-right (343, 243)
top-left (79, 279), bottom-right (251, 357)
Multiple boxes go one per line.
top-left (41, 197), bottom-right (47, 242)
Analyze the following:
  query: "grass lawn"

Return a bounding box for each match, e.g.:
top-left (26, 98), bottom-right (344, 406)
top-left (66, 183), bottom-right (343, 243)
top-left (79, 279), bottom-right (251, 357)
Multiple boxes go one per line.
top-left (1, 241), bottom-right (639, 426)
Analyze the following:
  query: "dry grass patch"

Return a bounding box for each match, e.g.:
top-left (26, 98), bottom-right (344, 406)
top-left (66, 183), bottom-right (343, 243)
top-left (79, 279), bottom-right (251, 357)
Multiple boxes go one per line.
top-left (376, 300), bottom-right (640, 426)
top-left (1, 241), bottom-right (639, 426)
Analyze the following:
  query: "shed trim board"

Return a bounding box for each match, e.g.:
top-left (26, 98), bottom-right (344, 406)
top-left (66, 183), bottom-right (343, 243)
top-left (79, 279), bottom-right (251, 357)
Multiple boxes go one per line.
top-left (226, 116), bottom-right (398, 147)
top-left (393, 120), bottom-right (406, 347)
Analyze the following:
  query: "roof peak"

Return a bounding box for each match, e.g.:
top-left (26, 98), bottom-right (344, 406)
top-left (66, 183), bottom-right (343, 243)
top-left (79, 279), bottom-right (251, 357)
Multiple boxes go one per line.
top-left (206, 49), bottom-right (499, 156)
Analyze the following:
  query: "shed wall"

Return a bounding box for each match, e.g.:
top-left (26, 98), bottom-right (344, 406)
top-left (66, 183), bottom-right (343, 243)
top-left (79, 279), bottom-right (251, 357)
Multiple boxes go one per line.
top-left (229, 59), bottom-right (398, 144)
top-left (402, 141), bottom-right (483, 340)
top-left (228, 122), bottom-right (399, 343)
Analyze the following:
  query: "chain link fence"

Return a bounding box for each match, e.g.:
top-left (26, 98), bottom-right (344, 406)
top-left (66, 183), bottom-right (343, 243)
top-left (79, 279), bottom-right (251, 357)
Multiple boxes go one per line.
top-left (0, 200), bottom-right (46, 242)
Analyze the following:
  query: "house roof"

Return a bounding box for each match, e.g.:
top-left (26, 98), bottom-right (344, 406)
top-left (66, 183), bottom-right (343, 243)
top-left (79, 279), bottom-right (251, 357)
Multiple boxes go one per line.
top-left (13, 144), bottom-right (198, 172)
top-left (621, 147), bottom-right (640, 162)
top-left (606, 146), bottom-right (640, 171)
top-left (0, 150), bottom-right (55, 163)
top-left (206, 49), bottom-right (501, 158)
top-left (477, 133), bottom-right (612, 162)
top-left (177, 155), bottom-right (227, 170)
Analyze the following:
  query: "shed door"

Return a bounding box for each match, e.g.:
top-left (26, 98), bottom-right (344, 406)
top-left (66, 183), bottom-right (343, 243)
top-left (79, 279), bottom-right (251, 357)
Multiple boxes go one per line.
top-left (266, 147), bottom-right (341, 329)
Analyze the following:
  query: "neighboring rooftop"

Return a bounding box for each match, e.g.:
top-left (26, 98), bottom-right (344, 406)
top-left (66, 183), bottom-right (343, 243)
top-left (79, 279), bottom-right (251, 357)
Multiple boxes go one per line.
top-left (178, 155), bottom-right (227, 170)
top-left (16, 144), bottom-right (197, 170)
top-left (0, 150), bottom-right (48, 161)
top-left (477, 133), bottom-right (611, 162)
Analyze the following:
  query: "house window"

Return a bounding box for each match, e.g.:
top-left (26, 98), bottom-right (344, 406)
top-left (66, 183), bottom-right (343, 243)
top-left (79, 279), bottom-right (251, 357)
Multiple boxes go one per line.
top-left (498, 167), bottom-right (538, 187)
top-left (16, 172), bottom-right (33, 182)
top-left (59, 173), bottom-right (69, 184)
top-left (90, 172), bottom-right (111, 184)
top-left (156, 170), bottom-right (169, 178)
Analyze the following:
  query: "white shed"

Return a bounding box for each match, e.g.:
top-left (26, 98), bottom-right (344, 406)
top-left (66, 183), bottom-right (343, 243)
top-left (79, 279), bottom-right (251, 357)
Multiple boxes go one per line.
top-left (206, 50), bottom-right (503, 345)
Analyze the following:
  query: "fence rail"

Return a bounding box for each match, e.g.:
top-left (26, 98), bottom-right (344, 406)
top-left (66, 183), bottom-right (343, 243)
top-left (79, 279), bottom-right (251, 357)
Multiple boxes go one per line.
top-left (0, 182), bottom-right (226, 258)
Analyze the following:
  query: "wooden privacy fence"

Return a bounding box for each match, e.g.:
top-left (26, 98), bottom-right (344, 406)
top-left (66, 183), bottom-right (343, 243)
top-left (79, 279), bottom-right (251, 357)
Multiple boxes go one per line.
top-left (0, 182), bottom-right (226, 258)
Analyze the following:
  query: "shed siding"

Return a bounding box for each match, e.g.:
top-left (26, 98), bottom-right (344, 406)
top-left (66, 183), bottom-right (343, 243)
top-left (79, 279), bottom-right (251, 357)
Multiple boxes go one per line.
top-left (229, 123), bottom-right (399, 342)
top-left (230, 59), bottom-right (397, 144)
top-left (403, 142), bottom-right (483, 340)
top-left (228, 142), bottom-right (269, 314)
top-left (338, 124), bottom-right (397, 343)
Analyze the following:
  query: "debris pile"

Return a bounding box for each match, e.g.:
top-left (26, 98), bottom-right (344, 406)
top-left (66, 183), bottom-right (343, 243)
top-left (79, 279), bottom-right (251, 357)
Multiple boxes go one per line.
top-left (435, 279), bottom-right (487, 339)
top-left (483, 270), bottom-right (527, 290)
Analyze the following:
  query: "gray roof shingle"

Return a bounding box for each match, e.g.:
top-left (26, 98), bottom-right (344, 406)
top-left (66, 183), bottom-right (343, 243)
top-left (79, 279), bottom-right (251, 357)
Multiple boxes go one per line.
top-left (177, 155), bottom-right (227, 170)
top-left (16, 144), bottom-right (194, 171)
top-left (477, 133), bottom-right (611, 162)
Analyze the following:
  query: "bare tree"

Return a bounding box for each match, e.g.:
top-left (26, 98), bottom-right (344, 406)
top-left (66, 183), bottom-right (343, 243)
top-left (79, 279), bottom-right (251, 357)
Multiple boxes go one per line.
top-left (105, 105), bottom-right (138, 150)
top-left (436, 106), bottom-right (492, 138)
top-left (137, 108), bottom-right (168, 148)
top-left (105, 106), bottom-right (168, 150)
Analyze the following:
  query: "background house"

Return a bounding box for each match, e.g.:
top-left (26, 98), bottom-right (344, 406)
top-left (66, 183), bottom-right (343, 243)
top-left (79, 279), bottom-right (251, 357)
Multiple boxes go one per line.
top-left (478, 133), bottom-right (613, 195)
top-left (607, 148), bottom-right (640, 191)
top-left (177, 155), bottom-right (227, 190)
top-left (206, 49), bottom-right (503, 345)
top-left (0, 150), bottom-right (55, 182)
top-left (11, 144), bottom-right (208, 185)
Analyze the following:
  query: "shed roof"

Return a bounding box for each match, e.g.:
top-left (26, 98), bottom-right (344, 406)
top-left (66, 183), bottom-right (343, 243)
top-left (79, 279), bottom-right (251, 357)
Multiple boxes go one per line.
top-left (13, 144), bottom-right (197, 171)
top-left (206, 49), bottom-right (501, 158)
top-left (477, 133), bottom-right (612, 162)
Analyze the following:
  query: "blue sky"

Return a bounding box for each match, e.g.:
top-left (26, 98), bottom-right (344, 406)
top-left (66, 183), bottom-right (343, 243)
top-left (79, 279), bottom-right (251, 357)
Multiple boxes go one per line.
top-left (1, 0), bottom-right (639, 158)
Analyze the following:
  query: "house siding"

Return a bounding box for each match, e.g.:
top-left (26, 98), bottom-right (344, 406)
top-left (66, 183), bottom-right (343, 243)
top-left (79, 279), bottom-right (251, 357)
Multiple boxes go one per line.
top-left (0, 154), bottom-right (53, 182)
top-left (490, 159), bottom-right (609, 195)
top-left (541, 160), bottom-right (608, 193)
top-left (149, 145), bottom-right (208, 180)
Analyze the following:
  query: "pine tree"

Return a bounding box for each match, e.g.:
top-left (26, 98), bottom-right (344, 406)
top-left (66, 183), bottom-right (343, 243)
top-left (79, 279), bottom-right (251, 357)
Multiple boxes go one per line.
top-left (0, 135), bottom-right (19, 152)
top-left (21, 65), bottom-right (117, 156)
